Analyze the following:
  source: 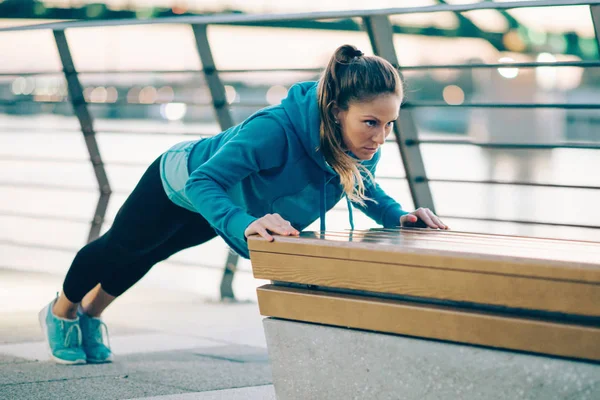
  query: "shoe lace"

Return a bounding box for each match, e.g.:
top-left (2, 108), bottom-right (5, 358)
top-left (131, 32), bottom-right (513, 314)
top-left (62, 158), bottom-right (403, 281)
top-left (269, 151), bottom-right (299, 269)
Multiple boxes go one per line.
top-left (98, 320), bottom-right (111, 350)
top-left (61, 321), bottom-right (82, 349)
top-left (85, 317), bottom-right (111, 350)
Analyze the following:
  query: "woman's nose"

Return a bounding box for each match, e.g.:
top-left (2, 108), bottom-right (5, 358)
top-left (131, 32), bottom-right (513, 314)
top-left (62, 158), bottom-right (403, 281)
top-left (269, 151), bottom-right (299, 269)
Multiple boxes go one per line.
top-left (373, 128), bottom-right (386, 144)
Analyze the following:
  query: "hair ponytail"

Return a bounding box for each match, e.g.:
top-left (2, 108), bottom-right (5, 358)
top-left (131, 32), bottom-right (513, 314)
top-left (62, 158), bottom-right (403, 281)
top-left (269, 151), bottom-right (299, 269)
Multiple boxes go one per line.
top-left (317, 44), bottom-right (402, 206)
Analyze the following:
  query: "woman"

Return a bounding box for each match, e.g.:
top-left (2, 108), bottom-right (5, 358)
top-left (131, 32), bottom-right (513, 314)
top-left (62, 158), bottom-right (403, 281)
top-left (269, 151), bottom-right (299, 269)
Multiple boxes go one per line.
top-left (39, 44), bottom-right (448, 365)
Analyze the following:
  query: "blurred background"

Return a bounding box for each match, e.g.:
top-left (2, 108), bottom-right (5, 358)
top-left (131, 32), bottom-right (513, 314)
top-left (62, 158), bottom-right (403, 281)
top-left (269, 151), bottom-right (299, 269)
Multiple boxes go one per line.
top-left (1, 0), bottom-right (599, 302)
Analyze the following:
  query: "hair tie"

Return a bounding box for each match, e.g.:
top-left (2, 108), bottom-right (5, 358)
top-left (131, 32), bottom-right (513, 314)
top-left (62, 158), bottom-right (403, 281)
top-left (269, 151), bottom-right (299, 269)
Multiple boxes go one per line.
top-left (353, 49), bottom-right (364, 58)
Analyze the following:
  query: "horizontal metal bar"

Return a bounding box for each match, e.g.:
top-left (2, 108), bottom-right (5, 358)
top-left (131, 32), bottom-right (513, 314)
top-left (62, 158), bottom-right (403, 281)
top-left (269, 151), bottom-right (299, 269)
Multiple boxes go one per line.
top-left (0, 238), bottom-right (249, 272)
top-left (0, 154), bottom-right (151, 167)
top-left (0, 67), bottom-right (322, 77)
top-left (0, 70), bottom-right (194, 77)
top-left (98, 129), bottom-right (216, 137)
top-left (0, 155), bottom-right (87, 163)
top-left (0, 127), bottom-right (82, 134)
top-left (0, 127), bottom-right (217, 137)
top-left (427, 178), bottom-right (600, 190)
top-left (0, 181), bottom-right (128, 195)
top-left (0, 99), bottom-right (214, 107)
top-left (437, 215), bottom-right (600, 230)
top-left (403, 102), bottom-right (600, 109)
top-left (0, 71), bottom-right (62, 77)
top-left (0, 100), bottom-right (66, 106)
top-left (0, 210), bottom-right (90, 224)
top-left (0, 98), bottom-right (271, 108)
top-left (220, 67), bottom-right (322, 74)
top-left (2, 61), bottom-right (598, 78)
top-left (0, 239), bottom-right (80, 253)
top-left (324, 174), bottom-right (597, 190)
top-left (400, 60), bottom-right (600, 71)
top-left (414, 139), bottom-right (600, 150)
top-left (0, 209), bottom-right (113, 225)
top-left (1, 0), bottom-right (597, 33)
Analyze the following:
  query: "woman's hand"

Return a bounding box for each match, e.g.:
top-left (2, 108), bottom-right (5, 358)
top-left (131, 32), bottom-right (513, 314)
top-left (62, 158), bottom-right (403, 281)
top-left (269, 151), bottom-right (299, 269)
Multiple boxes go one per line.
top-left (244, 213), bottom-right (300, 242)
top-left (400, 208), bottom-right (449, 230)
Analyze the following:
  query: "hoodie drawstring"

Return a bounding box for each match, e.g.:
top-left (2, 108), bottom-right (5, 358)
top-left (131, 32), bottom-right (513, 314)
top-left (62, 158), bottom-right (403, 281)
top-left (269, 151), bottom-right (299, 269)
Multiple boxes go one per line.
top-left (346, 195), bottom-right (355, 230)
top-left (320, 174), bottom-right (326, 232)
top-left (321, 174), bottom-right (355, 232)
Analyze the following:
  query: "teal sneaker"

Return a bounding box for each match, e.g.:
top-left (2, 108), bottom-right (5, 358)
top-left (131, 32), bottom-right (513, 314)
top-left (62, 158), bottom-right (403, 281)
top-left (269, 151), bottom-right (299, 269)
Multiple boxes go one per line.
top-left (78, 308), bottom-right (113, 363)
top-left (38, 299), bottom-right (87, 365)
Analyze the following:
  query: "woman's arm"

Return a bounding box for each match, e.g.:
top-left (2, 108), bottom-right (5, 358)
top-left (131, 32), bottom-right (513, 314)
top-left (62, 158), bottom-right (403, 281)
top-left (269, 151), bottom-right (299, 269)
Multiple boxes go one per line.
top-left (351, 150), bottom-right (408, 227)
top-left (356, 183), bottom-right (448, 229)
top-left (352, 150), bottom-right (447, 229)
top-left (184, 115), bottom-right (288, 241)
top-left (354, 181), bottom-right (409, 228)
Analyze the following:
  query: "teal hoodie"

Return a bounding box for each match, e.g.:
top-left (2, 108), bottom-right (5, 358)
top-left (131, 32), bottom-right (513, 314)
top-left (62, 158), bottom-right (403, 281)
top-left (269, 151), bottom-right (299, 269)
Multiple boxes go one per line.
top-left (159, 81), bottom-right (409, 258)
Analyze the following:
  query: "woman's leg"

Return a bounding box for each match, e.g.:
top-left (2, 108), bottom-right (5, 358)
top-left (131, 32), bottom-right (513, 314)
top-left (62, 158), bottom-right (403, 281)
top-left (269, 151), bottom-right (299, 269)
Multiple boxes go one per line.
top-left (80, 284), bottom-right (115, 318)
top-left (80, 217), bottom-right (218, 317)
top-left (70, 220), bottom-right (217, 364)
top-left (53, 155), bottom-right (200, 318)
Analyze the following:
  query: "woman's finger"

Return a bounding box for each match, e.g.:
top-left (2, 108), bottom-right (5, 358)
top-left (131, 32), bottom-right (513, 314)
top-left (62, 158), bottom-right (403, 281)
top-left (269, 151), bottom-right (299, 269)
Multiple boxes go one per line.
top-left (426, 209), bottom-right (447, 229)
top-left (416, 208), bottom-right (436, 228)
top-left (264, 219), bottom-right (294, 236)
top-left (254, 224), bottom-right (274, 242)
top-left (269, 214), bottom-right (299, 235)
top-left (263, 215), bottom-right (288, 235)
top-left (401, 214), bottom-right (417, 224)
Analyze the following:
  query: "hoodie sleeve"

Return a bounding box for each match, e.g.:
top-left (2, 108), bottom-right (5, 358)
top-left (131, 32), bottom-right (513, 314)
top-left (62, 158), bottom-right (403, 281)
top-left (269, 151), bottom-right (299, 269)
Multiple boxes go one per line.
top-left (352, 150), bottom-right (409, 228)
top-left (184, 115), bottom-right (287, 241)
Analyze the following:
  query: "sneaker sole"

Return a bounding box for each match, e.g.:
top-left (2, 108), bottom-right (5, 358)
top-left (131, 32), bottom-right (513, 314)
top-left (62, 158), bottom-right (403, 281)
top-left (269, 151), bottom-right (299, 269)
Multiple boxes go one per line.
top-left (87, 355), bottom-right (113, 364)
top-left (38, 303), bottom-right (87, 365)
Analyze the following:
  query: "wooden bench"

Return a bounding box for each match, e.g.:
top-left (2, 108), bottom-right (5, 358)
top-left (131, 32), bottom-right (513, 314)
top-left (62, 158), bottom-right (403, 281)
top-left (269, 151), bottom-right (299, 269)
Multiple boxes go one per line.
top-left (248, 228), bottom-right (600, 399)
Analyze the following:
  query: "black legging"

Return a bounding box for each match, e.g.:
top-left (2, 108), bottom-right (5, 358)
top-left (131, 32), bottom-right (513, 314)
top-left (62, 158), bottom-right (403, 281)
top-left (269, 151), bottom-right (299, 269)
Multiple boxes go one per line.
top-left (63, 155), bottom-right (217, 303)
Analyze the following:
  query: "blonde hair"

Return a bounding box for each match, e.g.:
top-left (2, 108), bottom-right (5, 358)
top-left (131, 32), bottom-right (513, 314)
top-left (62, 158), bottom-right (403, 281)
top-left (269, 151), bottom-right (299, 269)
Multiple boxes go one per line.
top-left (317, 44), bottom-right (403, 206)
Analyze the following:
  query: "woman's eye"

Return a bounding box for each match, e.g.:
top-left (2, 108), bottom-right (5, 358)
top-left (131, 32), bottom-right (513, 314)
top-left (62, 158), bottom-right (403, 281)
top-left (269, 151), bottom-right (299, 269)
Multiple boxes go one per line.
top-left (365, 120), bottom-right (376, 127)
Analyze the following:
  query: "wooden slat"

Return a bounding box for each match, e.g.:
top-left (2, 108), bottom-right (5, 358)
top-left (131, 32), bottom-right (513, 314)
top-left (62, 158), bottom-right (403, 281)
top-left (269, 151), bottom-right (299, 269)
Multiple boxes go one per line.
top-left (297, 230), bottom-right (600, 264)
top-left (257, 285), bottom-right (600, 362)
top-left (248, 232), bottom-right (600, 283)
top-left (326, 229), bottom-right (600, 252)
top-left (372, 227), bottom-right (600, 246)
top-left (251, 251), bottom-right (600, 316)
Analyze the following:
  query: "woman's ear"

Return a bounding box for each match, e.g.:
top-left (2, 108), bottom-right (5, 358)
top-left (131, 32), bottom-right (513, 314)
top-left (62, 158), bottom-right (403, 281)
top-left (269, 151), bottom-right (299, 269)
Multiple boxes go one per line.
top-left (331, 103), bottom-right (341, 122)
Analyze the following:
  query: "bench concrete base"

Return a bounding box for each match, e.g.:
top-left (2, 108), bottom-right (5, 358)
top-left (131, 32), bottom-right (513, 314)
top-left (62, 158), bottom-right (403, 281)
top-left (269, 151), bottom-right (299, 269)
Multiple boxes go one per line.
top-left (263, 318), bottom-right (600, 400)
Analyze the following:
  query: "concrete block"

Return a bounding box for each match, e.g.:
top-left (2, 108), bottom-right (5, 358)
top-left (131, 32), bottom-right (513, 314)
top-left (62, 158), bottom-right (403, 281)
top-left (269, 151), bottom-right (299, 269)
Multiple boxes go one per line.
top-left (263, 318), bottom-right (600, 400)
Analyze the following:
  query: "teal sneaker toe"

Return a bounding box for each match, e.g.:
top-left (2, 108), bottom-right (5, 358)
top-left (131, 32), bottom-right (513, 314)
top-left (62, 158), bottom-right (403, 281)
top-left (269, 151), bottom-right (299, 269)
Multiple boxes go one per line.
top-left (38, 300), bottom-right (87, 365)
top-left (78, 309), bottom-right (113, 364)
top-left (86, 344), bottom-right (113, 363)
top-left (54, 347), bottom-right (87, 363)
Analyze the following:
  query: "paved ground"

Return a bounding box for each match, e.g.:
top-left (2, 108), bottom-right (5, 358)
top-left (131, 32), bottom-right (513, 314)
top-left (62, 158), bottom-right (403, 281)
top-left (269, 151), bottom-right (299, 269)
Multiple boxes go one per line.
top-left (0, 268), bottom-right (276, 399)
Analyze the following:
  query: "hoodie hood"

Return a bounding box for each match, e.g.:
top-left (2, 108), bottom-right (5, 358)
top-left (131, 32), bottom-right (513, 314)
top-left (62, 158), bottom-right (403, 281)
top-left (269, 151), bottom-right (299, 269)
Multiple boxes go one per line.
top-left (280, 81), bottom-right (355, 232)
top-left (280, 81), bottom-right (337, 176)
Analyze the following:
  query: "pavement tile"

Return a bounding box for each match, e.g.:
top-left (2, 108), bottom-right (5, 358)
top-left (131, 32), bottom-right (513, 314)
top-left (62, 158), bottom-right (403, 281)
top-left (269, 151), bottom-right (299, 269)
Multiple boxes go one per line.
top-left (0, 375), bottom-right (192, 400)
top-left (126, 384), bottom-right (276, 400)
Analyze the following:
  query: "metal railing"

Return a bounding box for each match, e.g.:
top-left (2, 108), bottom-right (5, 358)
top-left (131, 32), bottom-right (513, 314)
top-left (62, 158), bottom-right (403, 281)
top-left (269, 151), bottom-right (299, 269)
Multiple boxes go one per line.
top-left (1, 0), bottom-right (599, 300)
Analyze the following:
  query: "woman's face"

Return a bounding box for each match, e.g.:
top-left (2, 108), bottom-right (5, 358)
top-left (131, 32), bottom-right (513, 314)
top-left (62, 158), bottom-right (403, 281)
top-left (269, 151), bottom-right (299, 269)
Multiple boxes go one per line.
top-left (334, 93), bottom-right (402, 160)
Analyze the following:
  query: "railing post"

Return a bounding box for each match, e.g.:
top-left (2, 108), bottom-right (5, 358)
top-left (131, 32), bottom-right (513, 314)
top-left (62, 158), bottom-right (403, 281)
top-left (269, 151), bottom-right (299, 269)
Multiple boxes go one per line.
top-left (191, 23), bottom-right (237, 301)
top-left (363, 15), bottom-right (435, 212)
top-left (591, 5), bottom-right (600, 54)
top-left (53, 30), bottom-right (111, 242)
